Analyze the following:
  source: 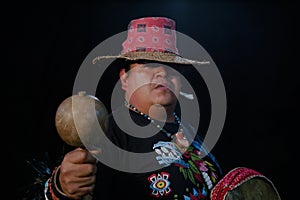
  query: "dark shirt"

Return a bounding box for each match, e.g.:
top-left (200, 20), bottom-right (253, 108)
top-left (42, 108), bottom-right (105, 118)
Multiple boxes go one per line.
top-left (93, 106), bottom-right (223, 199)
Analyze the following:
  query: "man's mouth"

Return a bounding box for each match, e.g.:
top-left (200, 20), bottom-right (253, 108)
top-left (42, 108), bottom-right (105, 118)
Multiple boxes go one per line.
top-left (154, 83), bottom-right (171, 91)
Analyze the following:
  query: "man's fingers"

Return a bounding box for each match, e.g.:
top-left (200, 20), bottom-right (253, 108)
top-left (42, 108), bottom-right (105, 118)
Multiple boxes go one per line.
top-left (68, 148), bottom-right (98, 164)
top-left (64, 184), bottom-right (95, 199)
top-left (76, 164), bottom-right (97, 177)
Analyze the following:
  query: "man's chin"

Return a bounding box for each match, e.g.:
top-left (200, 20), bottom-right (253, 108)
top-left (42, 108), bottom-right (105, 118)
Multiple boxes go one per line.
top-left (152, 98), bottom-right (177, 108)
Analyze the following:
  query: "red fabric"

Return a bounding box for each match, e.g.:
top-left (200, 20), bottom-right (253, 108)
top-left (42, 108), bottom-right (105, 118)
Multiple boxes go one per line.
top-left (210, 167), bottom-right (264, 200)
top-left (122, 17), bottom-right (178, 54)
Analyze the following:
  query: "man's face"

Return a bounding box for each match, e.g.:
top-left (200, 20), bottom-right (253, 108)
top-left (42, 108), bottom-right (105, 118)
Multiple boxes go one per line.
top-left (120, 62), bottom-right (182, 109)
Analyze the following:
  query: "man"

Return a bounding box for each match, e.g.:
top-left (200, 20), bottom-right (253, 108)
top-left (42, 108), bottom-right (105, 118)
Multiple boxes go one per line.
top-left (45, 17), bottom-right (223, 199)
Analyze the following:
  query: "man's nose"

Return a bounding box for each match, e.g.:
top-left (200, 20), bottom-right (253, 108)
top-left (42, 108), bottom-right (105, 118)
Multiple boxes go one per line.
top-left (154, 66), bottom-right (168, 78)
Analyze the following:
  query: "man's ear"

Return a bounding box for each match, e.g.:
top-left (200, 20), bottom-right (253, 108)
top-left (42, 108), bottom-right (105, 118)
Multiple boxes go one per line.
top-left (119, 68), bottom-right (128, 91)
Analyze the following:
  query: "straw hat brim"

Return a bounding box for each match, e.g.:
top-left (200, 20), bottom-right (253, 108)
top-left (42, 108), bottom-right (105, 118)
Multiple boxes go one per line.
top-left (92, 51), bottom-right (210, 66)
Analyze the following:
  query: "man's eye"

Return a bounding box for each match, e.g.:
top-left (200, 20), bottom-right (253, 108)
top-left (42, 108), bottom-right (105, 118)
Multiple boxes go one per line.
top-left (144, 63), bottom-right (161, 68)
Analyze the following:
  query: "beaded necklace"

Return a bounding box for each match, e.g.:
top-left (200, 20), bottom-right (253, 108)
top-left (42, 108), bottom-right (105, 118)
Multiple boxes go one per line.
top-left (124, 101), bottom-right (190, 152)
top-left (124, 100), bottom-right (181, 138)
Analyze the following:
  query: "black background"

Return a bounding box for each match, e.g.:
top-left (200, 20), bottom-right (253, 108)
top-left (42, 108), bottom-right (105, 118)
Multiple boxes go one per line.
top-left (10, 0), bottom-right (294, 199)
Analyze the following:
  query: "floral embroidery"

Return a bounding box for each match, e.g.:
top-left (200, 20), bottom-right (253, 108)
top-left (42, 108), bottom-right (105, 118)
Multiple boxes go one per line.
top-left (153, 140), bottom-right (219, 199)
top-left (177, 141), bottom-right (218, 188)
top-left (148, 172), bottom-right (172, 197)
top-left (152, 140), bottom-right (219, 199)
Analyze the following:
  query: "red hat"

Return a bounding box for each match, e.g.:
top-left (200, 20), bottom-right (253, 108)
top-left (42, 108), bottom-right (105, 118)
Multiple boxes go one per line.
top-left (93, 16), bottom-right (209, 65)
top-left (210, 167), bottom-right (281, 200)
top-left (122, 17), bottom-right (178, 55)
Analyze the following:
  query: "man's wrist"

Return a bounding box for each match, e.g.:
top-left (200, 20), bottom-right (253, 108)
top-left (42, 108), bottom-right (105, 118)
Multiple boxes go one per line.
top-left (45, 165), bottom-right (70, 200)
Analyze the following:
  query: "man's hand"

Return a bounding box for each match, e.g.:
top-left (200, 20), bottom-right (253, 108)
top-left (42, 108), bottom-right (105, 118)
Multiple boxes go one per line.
top-left (59, 148), bottom-right (97, 199)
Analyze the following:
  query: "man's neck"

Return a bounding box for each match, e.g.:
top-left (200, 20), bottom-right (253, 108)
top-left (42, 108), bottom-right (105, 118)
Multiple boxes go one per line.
top-left (148, 104), bottom-right (175, 122)
top-left (127, 101), bottom-right (176, 122)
